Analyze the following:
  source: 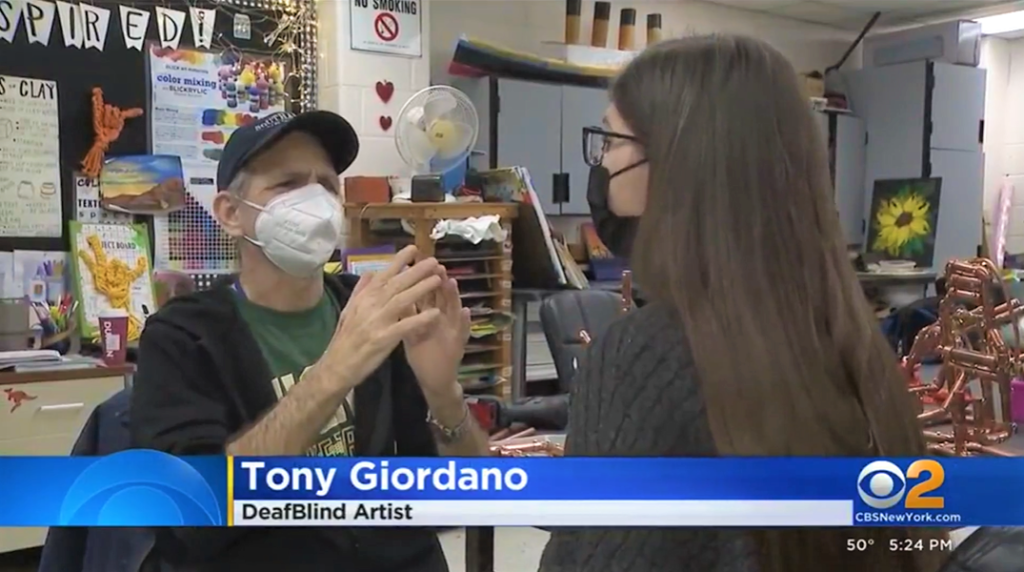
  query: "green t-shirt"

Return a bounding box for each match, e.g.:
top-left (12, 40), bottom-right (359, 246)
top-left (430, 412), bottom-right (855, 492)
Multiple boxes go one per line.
top-left (235, 289), bottom-right (356, 457)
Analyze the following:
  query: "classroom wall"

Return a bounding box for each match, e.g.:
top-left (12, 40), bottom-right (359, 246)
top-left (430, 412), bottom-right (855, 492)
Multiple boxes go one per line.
top-left (980, 36), bottom-right (1024, 254)
top-left (317, 0), bottom-right (433, 238)
top-left (314, 0), bottom-right (858, 241)
top-left (429, 0), bottom-right (858, 235)
top-left (430, 0), bottom-right (857, 80)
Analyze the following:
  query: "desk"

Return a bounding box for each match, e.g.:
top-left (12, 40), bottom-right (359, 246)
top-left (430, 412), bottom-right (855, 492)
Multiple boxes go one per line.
top-left (857, 270), bottom-right (936, 298)
top-left (0, 365), bottom-right (133, 554)
top-left (856, 270), bottom-right (937, 287)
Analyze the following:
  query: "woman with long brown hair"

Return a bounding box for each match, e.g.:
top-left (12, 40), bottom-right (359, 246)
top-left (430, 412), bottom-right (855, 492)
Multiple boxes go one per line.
top-left (539, 35), bottom-right (948, 572)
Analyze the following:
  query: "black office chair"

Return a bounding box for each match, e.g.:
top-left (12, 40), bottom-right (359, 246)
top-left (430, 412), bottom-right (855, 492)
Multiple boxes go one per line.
top-left (539, 289), bottom-right (623, 393)
top-left (484, 290), bottom-right (624, 432)
top-left (939, 528), bottom-right (1024, 572)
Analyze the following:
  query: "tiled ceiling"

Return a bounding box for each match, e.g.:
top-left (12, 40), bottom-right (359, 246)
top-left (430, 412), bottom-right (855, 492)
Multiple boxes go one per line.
top-left (705, 0), bottom-right (1017, 31)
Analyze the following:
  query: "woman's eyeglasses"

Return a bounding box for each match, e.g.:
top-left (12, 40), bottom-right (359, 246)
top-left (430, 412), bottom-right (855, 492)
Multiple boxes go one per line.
top-left (582, 126), bottom-right (638, 167)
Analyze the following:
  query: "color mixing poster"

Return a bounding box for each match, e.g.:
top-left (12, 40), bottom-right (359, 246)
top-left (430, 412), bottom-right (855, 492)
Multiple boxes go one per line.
top-left (147, 45), bottom-right (288, 272)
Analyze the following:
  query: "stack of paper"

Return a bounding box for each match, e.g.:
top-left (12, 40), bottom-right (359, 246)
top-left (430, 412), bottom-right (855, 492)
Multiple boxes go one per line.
top-left (0, 350), bottom-right (61, 368)
top-left (0, 351), bottom-right (100, 372)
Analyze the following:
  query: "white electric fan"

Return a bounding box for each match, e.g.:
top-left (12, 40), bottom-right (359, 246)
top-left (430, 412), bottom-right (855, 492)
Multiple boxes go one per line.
top-left (395, 85), bottom-right (479, 176)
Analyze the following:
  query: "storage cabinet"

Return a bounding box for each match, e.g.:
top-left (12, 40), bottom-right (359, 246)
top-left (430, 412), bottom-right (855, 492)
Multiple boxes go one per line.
top-left (492, 79), bottom-right (607, 216)
top-left (844, 60), bottom-right (985, 269)
top-left (813, 110), bottom-right (866, 246)
top-left (0, 368), bottom-right (130, 553)
top-left (495, 80), bottom-right (563, 215)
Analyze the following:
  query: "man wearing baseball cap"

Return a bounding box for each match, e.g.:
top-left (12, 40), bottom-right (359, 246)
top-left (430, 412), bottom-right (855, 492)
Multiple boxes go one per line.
top-left (131, 111), bottom-right (488, 571)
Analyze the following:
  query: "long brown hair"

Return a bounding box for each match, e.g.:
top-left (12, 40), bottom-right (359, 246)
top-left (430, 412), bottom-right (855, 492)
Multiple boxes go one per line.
top-left (616, 35), bottom-right (947, 572)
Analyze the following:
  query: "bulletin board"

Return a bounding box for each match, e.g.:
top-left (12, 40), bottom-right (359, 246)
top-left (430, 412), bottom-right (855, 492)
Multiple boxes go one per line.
top-left (0, 0), bottom-right (318, 256)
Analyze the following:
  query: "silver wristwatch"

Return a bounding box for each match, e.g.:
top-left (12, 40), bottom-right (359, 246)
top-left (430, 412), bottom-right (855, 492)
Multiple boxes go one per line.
top-left (426, 404), bottom-right (471, 445)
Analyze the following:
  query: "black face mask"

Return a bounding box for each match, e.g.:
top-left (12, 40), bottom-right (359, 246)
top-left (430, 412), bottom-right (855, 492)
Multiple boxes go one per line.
top-left (587, 161), bottom-right (646, 259)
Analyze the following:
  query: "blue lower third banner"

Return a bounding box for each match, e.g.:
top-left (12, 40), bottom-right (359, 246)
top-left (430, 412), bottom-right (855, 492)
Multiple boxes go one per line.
top-left (1, 452), bottom-right (1021, 527)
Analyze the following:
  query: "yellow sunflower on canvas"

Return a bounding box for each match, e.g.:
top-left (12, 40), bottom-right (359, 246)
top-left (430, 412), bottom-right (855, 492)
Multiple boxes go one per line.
top-left (865, 178), bottom-right (941, 267)
top-left (872, 193), bottom-right (932, 256)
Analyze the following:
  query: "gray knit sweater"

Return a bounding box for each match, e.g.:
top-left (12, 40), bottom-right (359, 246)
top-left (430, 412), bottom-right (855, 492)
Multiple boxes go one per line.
top-left (538, 303), bottom-right (758, 572)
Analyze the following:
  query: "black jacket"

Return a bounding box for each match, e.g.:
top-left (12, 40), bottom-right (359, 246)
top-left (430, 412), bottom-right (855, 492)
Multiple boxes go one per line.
top-left (40, 388), bottom-right (159, 572)
top-left (130, 274), bottom-right (448, 572)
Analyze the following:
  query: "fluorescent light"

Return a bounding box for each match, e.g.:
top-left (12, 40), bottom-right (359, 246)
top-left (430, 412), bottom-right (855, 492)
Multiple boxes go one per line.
top-left (977, 11), bottom-right (1024, 35)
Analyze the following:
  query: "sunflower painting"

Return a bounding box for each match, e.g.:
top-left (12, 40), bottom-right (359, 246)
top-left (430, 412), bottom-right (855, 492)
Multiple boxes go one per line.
top-left (865, 178), bottom-right (942, 268)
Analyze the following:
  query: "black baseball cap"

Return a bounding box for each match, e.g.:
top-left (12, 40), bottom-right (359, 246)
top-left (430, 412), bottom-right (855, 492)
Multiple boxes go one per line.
top-left (216, 110), bottom-right (360, 191)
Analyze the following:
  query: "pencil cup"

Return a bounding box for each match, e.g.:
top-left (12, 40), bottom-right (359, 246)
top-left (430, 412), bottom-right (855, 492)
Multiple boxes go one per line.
top-left (98, 308), bottom-right (129, 366)
top-left (45, 278), bottom-right (65, 305)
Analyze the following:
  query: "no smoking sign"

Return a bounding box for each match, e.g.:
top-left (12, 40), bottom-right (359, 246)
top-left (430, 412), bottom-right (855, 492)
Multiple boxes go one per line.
top-left (351, 0), bottom-right (422, 57)
top-left (374, 13), bottom-right (399, 42)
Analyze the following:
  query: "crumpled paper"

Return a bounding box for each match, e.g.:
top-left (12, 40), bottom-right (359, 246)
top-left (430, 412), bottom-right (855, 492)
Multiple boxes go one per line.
top-left (430, 215), bottom-right (507, 244)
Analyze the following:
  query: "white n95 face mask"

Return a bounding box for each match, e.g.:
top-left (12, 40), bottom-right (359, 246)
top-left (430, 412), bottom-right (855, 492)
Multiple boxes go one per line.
top-left (242, 184), bottom-right (343, 277)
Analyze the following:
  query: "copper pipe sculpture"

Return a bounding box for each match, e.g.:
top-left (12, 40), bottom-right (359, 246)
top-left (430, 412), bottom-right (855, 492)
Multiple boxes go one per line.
top-left (489, 427), bottom-right (563, 457)
top-left (578, 330), bottom-right (592, 346)
top-left (621, 270), bottom-right (634, 313)
top-left (902, 258), bottom-right (1023, 456)
top-left (490, 439), bottom-right (565, 457)
top-left (490, 428), bottom-right (512, 441)
top-left (578, 270), bottom-right (636, 347)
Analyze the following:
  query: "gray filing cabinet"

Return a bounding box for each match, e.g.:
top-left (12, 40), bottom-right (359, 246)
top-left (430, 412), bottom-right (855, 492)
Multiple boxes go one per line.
top-left (843, 60), bottom-right (985, 270)
top-left (814, 110), bottom-right (867, 246)
top-left (494, 78), bottom-right (607, 215)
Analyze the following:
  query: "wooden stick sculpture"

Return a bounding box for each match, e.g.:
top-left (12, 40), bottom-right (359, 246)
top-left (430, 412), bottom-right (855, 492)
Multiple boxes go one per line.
top-left (81, 88), bottom-right (144, 179)
top-left (903, 258), bottom-right (1024, 456)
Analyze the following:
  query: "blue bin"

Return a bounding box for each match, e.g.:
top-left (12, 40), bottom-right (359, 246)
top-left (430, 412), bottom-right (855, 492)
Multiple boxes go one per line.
top-left (590, 257), bottom-right (628, 282)
top-left (434, 159), bottom-right (468, 194)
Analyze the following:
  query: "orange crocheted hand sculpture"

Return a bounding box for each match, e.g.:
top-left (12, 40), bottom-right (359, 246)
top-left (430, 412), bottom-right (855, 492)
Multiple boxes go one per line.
top-left (80, 88), bottom-right (144, 178)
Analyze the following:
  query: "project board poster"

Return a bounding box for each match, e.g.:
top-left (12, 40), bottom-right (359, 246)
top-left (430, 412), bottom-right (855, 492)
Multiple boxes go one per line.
top-left (0, 75), bottom-right (63, 238)
top-left (68, 222), bottom-right (156, 343)
top-left (147, 45), bottom-right (287, 271)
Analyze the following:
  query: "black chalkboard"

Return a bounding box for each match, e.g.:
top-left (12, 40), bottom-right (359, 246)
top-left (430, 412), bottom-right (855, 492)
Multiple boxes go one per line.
top-left (0, 0), bottom-right (299, 251)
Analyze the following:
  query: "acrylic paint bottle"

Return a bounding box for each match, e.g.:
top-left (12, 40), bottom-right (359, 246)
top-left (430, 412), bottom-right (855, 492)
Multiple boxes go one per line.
top-left (647, 13), bottom-right (663, 45)
top-left (591, 1), bottom-right (611, 48)
top-left (618, 8), bottom-right (636, 50)
top-left (565, 0), bottom-right (582, 44)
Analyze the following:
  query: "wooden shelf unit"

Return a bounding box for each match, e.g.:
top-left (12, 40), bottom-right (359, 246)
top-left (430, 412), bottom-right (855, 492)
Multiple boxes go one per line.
top-left (344, 202), bottom-right (519, 399)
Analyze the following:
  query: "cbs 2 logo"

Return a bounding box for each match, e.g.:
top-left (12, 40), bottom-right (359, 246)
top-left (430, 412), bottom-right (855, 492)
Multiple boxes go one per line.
top-left (857, 460), bottom-right (944, 510)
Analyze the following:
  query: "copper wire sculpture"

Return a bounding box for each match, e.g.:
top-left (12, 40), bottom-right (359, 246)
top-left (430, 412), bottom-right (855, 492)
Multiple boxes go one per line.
top-left (902, 258), bottom-right (1024, 456)
top-left (489, 428), bottom-right (565, 457)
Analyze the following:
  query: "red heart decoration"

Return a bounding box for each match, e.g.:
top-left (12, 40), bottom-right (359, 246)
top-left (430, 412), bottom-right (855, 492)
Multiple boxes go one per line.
top-left (375, 81), bottom-right (394, 104)
top-left (379, 116), bottom-right (393, 131)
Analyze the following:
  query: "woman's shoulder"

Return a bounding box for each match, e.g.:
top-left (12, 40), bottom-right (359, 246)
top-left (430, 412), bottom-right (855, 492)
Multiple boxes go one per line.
top-left (601, 301), bottom-right (690, 360)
